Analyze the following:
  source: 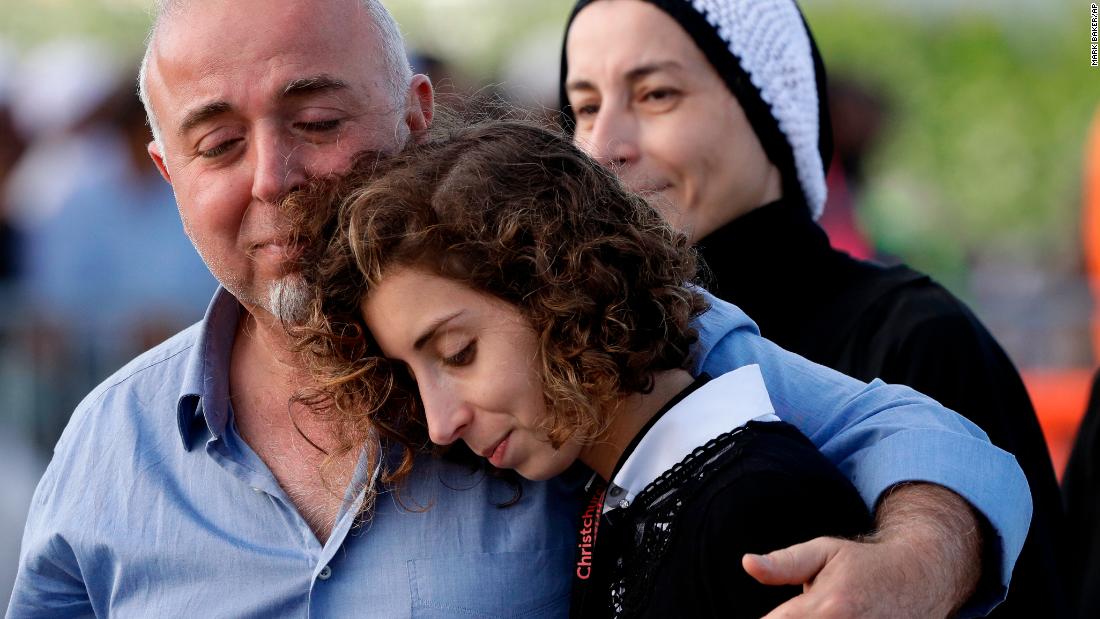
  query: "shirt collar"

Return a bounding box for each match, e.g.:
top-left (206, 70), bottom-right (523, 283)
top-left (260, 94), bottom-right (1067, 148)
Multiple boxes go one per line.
top-left (604, 364), bottom-right (780, 514)
top-left (176, 286), bottom-right (241, 449)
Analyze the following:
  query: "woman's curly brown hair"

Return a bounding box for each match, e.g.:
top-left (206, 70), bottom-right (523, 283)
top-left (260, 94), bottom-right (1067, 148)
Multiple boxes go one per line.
top-left (286, 120), bottom-right (708, 491)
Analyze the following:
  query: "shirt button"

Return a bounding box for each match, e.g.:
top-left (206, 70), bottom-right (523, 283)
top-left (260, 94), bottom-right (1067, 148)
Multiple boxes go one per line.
top-left (608, 487), bottom-right (623, 497)
top-left (318, 565), bottom-right (332, 580)
top-left (618, 499), bottom-right (631, 509)
top-left (251, 487), bottom-right (263, 494)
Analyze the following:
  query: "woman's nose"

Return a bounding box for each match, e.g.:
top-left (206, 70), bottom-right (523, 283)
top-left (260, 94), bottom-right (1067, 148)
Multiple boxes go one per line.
top-left (419, 381), bottom-right (474, 446)
top-left (583, 108), bottom-right (641, 169)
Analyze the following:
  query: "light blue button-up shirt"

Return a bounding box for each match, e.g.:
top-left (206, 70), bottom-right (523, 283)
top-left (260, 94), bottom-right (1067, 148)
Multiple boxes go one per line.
top-left (9, 288), bottom-right (1029, 617)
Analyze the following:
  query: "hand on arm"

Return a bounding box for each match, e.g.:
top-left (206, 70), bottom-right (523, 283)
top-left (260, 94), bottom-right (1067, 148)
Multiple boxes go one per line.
top-left (742, 483), bottom-right (983, 619)
top-left (693, 293), bottom-right (1032, 612)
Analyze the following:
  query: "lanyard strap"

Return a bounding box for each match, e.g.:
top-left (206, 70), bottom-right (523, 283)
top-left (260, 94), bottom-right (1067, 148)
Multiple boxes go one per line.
top-left (570, 482), bottom-right (607, 617)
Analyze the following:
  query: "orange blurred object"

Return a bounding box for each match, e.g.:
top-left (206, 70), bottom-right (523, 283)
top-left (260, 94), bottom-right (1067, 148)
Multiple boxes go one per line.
top-left (1022, 369), bottom-right (1092, 480)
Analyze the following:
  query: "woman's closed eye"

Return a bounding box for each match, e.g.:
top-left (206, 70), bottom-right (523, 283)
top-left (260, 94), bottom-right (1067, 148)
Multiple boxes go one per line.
top-left (443, 341), bottom-right (477, 367)
top-left (572, 101), bottom-right (600, 118)
top-left (638, 87), bottom-right (682, 110)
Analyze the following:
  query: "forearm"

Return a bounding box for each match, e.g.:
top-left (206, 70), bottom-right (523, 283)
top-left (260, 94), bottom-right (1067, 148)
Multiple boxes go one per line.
top-left (692, 292), bottom-right (1031, 609)
top-left (871, 483), bottom-right (983, 617)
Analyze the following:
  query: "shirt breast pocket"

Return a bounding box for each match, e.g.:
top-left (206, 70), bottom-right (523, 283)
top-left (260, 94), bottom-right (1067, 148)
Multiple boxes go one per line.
top-left (408, 548), bottom-right (571, 618)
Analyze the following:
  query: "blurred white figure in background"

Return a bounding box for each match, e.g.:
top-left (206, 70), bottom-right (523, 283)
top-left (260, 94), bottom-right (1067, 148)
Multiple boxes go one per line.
top-left (4, 39), bottom-right (124, 229)
top-left (5, 37), bottom-right (215, 475)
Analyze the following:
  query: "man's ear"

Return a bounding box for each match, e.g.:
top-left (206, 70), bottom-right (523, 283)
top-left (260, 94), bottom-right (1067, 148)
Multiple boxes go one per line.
top-left (148, 141), bottom-right (172, 184)
top-left (404, 74), bottom-right (434, 144)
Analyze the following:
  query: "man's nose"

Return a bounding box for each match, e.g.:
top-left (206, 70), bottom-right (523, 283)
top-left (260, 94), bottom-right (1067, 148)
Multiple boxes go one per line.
top-left (251, 130), bottom-right (307, 204)
top-left (583, 108), bottom-right (641, 170)
top-left (419, 381), bottom-right (473, 446)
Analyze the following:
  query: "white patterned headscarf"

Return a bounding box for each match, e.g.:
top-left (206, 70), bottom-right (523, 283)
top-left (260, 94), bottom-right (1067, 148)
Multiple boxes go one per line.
top-left (560, 0), bottom-right (832, 220)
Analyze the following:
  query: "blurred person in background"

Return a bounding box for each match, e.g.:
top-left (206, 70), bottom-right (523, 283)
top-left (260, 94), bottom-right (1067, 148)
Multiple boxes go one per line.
top-left (3, 40), bottom-right (124, 231)
top-left (0, 39), bottom-right (24, 291)
top-left (10, 0), bottom-right (1031, 616)
top-left (1, 40), bottom-right (141, 449)
top-left (0, 38), bottom-right (45, 619)
top-left (817, 75), bottom-right (888, 262)
top-left (559, 0), bottom-right (1064, 616)
top-left (10, 54), bottom-right (216, 452)
top-left (19, 75), bottom-right (216, 358)
top-left (0, 107), bottom-right (23, 286)
top-left (0, 86), bottom-right (25, 292)
top-left (1061, 103), bottom-right (1100, 619)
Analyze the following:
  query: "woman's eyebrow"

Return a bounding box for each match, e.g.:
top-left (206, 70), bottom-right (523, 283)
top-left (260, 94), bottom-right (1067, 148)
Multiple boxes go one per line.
top-left (565, 60), bottom-right (685, 94)
top-left (623, 60), bottom-right (684, 83)
top-left (414, 311), bottom-right (466, 351)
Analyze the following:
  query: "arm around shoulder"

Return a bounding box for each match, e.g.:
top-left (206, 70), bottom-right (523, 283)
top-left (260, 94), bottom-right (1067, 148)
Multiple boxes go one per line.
top-left (692, 295), bottom-right (1032, 613)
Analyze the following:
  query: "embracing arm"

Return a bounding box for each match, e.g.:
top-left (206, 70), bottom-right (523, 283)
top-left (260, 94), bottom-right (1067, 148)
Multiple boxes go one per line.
top-left (692, 292), bottom-right (1030, 615)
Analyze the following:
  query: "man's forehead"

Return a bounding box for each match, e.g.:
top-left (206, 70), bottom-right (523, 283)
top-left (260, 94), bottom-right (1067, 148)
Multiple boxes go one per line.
top-left (147, 0), bottom-right (383, 121)
top-left (157, 0), bottom-right (368, 34)
top-left (152, 0), bottom-right (376, 78)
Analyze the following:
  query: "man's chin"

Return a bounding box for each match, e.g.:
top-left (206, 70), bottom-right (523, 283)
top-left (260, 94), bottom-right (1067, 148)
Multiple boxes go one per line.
top-left (267, 273), bottom-right (313, 324)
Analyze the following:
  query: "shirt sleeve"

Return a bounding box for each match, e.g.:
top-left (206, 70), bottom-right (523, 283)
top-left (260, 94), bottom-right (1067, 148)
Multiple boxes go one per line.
top-left (690, 291), bottom-right (1031, 616)
top-left (878, 311), bottom-right (1067, 616)
top-left (8, 467), bottom-right (95, 619)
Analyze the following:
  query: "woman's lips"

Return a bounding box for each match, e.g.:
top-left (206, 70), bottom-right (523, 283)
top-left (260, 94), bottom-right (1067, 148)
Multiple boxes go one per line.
top-left (487, 432), bottom-right (511, 468)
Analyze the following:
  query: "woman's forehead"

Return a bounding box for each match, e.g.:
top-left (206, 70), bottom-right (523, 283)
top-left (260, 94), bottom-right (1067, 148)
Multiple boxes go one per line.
top-left (566, 0), bottom-right (712, 81)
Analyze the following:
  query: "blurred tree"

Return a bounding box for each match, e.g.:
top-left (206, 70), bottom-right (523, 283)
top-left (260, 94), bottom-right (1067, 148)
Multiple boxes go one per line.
top-left (802, 1), bottom-right (1096, 293)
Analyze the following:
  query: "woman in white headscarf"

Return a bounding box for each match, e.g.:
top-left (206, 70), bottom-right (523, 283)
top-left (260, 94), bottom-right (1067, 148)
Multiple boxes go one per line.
top-left (558, 1), bottom-right (1065, 617)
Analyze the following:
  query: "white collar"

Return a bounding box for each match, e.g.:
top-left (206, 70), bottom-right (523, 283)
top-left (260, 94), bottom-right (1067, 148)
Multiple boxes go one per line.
top-left (604, 364), bottom-right (779, 514)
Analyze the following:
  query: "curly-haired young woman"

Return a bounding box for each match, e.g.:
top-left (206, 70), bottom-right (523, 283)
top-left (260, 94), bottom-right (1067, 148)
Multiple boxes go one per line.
top-left (288, 120), bottom-right (872, 618)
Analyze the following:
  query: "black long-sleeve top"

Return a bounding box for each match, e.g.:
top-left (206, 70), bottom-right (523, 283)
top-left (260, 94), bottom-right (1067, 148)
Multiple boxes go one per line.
top-left (696, 198), bottom-right (1067, 618)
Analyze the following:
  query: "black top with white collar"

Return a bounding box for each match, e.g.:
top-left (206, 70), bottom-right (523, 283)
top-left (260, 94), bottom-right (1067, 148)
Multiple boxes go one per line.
top-left (570, 372), bottom-right (871, 618)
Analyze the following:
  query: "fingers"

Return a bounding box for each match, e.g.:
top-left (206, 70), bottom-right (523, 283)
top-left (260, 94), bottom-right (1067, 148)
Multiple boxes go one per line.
top-left (742, 536), bottom-right (842, 586)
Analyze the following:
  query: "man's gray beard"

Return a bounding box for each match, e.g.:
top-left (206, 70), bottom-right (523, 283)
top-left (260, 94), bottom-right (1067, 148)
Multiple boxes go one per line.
top-left (268, 274), bottom-right (313, 324)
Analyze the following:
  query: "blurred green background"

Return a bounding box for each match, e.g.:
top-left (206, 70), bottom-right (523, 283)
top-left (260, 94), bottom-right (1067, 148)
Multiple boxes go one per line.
top-left (2, 0), bottom-right (1094, 301)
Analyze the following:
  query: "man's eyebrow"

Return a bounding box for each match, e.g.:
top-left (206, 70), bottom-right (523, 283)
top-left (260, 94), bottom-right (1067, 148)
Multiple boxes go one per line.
top-left (178, 101), bottom-right (233, 136)
top-left (414, 311), bottom-right (465, 351)
top-left (281, 75), bottom-right (350, 98)
top-left (565, 61), bottom-right (684, 93)
top-left (175, 76), bottom-right (350, 137)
